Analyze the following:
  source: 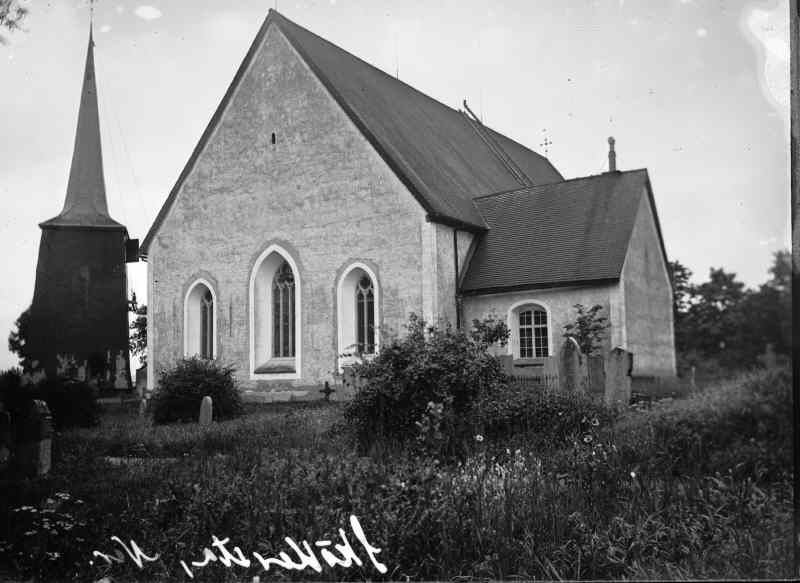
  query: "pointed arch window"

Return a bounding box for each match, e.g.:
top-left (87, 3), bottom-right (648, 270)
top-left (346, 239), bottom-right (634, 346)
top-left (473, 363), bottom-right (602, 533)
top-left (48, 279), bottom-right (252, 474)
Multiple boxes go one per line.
top-left (272, 260), bottom-right (295, 358)
top-left (355, 275), bottom-right (375, 354)
top-left (200, 289), bottom-right (214, 359)
top-left (185, 280), bottom-right (216, 359)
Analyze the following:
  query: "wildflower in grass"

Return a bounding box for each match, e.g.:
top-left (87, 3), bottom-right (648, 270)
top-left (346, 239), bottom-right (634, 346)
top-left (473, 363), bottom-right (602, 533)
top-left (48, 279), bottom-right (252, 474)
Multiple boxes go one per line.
top-left (630, 471), bottom-right (636, 479)
top-left (591, 418), bottom-right (599, 426)
top-left (475, 434), bottom-right (484, 442)
top-left (583, 435), bottom-right (593, 443)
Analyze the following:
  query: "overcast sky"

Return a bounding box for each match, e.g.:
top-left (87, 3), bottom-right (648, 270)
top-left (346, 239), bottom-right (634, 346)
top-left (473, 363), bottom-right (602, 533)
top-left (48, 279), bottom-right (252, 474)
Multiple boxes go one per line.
top-left (0, 0), bottom-right (790, 370)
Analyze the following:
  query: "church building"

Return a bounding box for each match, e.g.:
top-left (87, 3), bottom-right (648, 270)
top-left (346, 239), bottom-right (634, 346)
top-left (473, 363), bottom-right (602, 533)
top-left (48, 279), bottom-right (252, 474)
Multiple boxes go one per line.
top-left (141, 10), bottom-right (675, 398)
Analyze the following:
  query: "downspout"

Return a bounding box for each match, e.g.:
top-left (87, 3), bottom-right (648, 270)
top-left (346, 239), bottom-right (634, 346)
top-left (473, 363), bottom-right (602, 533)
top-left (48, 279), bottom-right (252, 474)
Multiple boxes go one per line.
top-left (454, 228), bottom-right (462, 329)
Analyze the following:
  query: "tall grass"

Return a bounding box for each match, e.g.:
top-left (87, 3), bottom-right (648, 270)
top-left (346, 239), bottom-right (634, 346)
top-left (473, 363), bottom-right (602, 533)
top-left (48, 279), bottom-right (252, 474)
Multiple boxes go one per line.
top-left (0, 369), bottom-right (791, 581)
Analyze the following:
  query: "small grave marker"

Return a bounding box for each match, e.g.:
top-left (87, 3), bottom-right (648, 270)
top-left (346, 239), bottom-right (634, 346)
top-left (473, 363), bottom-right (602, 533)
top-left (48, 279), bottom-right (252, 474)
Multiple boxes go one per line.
top-left (199, 396), bottom-right (213, 426)
top-left (320, 381), bottom-right (335, 401)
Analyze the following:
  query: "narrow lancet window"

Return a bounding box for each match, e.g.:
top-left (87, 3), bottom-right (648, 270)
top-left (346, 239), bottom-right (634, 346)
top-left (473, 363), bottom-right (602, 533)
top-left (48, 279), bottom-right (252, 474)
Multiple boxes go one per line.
top-left (272, 261), bottom-right (295, 358)
top-left (200, 288), bottom-right (214, 359)
top-left (355, 275), bottom-right (375, 354)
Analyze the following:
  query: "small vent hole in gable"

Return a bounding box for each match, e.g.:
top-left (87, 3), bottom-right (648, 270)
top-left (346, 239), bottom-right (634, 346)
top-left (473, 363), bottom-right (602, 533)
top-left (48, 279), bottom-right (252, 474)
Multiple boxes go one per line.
top-left (271, 132), bottom-right (276, 145)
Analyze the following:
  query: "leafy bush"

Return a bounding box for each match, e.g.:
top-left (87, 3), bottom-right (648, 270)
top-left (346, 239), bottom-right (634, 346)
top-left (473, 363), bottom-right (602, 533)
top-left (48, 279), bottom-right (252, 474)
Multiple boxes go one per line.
top-left (0, 369), bottom-right (98, 431)
top-left (344, 315), bottom-right (505, 455)
top-left (151, 357), bottom-right (243, 425)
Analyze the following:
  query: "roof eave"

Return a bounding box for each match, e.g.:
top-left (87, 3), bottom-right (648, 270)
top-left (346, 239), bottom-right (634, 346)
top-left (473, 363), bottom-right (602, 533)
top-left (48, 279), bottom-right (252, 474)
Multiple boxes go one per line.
top-left (460, 276), bottom-right (621, 297)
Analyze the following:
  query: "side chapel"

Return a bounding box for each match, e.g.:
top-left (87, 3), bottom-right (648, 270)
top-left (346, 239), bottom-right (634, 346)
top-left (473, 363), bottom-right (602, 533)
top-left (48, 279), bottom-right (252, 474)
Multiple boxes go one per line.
top-left (141, 10), bottom-right (676, 398)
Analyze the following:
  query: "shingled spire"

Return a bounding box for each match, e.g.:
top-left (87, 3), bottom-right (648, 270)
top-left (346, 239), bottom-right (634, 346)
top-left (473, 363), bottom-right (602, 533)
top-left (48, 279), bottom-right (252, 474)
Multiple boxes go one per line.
top-left (25, 26), bottom-right (132, 389)
top-left (40, 26), bottom-right (123, 229)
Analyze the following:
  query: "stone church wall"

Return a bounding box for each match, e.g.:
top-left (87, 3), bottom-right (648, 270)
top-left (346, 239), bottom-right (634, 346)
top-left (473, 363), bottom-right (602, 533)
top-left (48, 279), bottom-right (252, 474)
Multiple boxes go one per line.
top-left (620, 190), bottom-right (676, 376)
top-left (462, 284), bottom-right (617, 359)
top-left (147, 23), bottom-right (431, 395)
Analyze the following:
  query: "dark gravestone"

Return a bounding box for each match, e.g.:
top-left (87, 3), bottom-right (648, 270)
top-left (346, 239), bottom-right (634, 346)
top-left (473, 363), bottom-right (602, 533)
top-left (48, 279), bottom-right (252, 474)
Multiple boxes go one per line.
top-left (497, 354), bottom-right (515, 377)
top-left (605, 347), bottom-right (633, 407)
top-left (135, 365), bottom-right (147, 397)
top-left (19, 400), bottom-right (53, 477)
top-left (587, 355), bottom-right (606, 396)
top-left (0, 405), bottom-right (11, 473)
top-left (559, 337), bottom-right (586, 393)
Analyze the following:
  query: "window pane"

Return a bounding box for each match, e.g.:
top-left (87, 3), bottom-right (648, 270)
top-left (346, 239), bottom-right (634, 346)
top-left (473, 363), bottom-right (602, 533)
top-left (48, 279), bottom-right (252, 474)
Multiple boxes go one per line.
top-left (366, 290), bottom-right (375, 354)
top-left (200, 290), bottom-right (213, 359)
top-left (356, 291), bottom-right (365, 353)
top-left (272, 261), bottom-right (296, 358)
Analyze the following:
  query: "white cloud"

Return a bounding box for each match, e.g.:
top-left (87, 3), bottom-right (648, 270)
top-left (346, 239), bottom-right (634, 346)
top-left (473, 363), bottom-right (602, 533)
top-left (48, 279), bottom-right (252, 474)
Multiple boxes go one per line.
top-left (116, 5), bottom-right (125, 15)
top-left (100, 24), bottom-right (112, 33)
top-left (134, 6), bottom-right (162, 20)
top-left (695, 27), bottom-right (708, 38)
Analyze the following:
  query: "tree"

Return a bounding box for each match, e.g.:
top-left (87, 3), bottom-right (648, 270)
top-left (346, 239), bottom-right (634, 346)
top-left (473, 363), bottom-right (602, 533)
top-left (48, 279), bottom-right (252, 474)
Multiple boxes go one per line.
top-left (562, 304), bottom-right (609, 356)
top-left (128, 292), bottom-right (147, 365)
top-left (668, 260), bottom-right (694, 315)
top-left (8, 306), bottom-right (33, 371)
top-left (671, 253), bottom-right (791, 373)
top-left (0, 1), bottom-right (28, 45)
top-left (669, 260), bottom-right (696, 354)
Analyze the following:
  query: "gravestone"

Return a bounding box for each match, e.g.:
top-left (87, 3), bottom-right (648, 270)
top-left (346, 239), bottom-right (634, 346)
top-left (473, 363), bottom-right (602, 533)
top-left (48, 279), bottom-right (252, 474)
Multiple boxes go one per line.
top-left (199, 396), bottom-right (213, 426)
top-left (135, 365), bottom-right (147, 398)
top-left (497, 354), bottom-right (515, 377)
top-left (605, 347), bottom-right (633, 407)
top-left (587, 355), bottom-right (606, 396)
top-left (763, 343), bottom-right (777, 369)
top-left (559, 337), bottom-right (586, 393)
top-left (19, 400), bottom-right (53, 477)
top-left (0, 404), bottom-right (11, 473)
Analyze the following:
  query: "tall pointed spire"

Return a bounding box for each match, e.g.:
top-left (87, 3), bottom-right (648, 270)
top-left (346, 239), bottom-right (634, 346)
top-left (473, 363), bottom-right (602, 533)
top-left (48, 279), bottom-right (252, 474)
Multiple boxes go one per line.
top-left (41, 25), bottom-right (124, 229)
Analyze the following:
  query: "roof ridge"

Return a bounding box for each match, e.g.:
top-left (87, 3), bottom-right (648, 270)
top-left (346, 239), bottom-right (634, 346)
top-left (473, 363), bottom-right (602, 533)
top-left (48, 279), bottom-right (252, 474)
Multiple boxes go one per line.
top-left (272, 10), bottom-right (555, 169)
top-left (472, 168), bottom-right (649, 201)
top-left (271, 10), bottom-right (471, 119)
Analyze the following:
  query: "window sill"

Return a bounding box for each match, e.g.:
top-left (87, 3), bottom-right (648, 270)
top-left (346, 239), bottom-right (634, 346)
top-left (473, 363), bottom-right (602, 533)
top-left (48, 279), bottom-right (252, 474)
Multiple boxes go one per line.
top-left (512, 357), bottom-right (547, 368)
top-left (254, 359), bottom-right (296, 374)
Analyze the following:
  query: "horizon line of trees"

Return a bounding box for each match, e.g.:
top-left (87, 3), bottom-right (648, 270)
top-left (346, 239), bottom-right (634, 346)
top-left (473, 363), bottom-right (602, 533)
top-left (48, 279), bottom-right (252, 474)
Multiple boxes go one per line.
top-left (669, 250), bottom-right (790, 376)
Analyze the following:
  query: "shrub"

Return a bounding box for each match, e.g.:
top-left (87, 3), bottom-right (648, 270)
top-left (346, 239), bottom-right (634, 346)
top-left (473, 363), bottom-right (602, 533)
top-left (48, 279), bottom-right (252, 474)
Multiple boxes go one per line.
top-left (0, 369), bottom-right (98, 431)
top-left (344, 315), bottom-right (506, 455)
top-left (151, 357), bottom-right (243, 425)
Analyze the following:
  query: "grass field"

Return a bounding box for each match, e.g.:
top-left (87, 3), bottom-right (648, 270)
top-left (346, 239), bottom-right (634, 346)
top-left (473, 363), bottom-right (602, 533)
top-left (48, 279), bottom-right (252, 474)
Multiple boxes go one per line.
top-left (0, 368), bottom-right (792, 581)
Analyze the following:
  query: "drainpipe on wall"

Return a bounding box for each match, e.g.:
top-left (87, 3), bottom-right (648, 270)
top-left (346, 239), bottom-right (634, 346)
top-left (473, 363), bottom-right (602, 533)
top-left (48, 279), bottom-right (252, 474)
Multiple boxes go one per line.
top-left (454, 228), bottom-right (462, 329)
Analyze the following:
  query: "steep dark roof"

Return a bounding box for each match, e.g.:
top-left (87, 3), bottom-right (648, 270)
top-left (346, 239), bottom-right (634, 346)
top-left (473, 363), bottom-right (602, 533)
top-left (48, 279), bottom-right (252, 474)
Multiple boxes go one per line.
top-left (41, 29), bottom-right (125, 231)
top-left (141, 10), bottom-right (562, 253)
top-left (461, 169), bottom-right (667, 294)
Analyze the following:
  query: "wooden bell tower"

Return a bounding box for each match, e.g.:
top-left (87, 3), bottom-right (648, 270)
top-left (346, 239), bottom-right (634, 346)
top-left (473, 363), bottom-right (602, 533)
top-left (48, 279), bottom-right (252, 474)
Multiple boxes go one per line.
top-left (26, 25), bottom-right (135, 389)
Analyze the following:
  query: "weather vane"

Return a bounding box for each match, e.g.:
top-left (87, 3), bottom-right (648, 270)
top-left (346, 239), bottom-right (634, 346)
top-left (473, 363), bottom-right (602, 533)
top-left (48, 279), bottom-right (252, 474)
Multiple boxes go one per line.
top-left (540, 129), bottom-right (553, 156)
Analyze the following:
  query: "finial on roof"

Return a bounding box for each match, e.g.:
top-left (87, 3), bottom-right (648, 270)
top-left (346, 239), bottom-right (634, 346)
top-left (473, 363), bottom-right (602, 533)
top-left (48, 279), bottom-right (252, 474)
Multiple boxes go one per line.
top-left (608, 136), bottom-right (617, 172)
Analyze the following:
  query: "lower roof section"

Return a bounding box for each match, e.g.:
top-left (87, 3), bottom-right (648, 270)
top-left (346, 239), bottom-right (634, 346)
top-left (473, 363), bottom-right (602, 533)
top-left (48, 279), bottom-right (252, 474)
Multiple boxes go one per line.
top-left (461, 169), bottom-right (658, 294)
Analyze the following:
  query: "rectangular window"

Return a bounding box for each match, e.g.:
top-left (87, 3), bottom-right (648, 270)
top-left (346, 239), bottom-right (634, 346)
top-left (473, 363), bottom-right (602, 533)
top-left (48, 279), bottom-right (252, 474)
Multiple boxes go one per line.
top-left (519, 308), bottom-right (548, 358)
